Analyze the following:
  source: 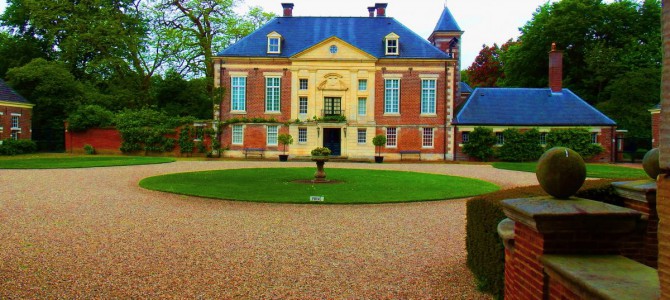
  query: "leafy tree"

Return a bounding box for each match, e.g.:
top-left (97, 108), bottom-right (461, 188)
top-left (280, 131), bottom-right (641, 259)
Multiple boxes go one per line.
top-left (465, 42), bottom-right (512, 87)
top-left (0, 32), bottom-right (50, 78)
top-left (546, 128), bottom-right (604, 159)
top-left (496, 128), bottom-right (544, 162)
top-left (153, 70), bottom-right (212, 119)
top-left (67, 105), bottom-right (116, 132)
top-left (463, 127), bottom-right (496, 161)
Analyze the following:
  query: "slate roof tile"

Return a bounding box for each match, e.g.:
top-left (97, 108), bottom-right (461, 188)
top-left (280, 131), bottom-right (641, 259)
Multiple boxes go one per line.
top-left (0, 79), bottom-right (30, 105)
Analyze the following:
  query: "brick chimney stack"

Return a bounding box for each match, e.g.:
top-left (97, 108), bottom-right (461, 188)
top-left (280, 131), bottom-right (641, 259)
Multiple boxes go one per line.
top-left (368, 6), bottom-right (375, 17)
top-left (375, 3), bottom-right (387, 17)
top-left (281, 3), bottom-right (294, 17)
top-left (549, 42), bottom-right (563, 93)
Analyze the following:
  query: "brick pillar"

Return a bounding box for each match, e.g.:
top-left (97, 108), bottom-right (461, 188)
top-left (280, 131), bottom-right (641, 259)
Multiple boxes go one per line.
top-left (612, 180), bottom-right (659, 268)
top-left (501, 197), bottom-right (642, 299)
top-left (658, 175), bottom-right (670, 298)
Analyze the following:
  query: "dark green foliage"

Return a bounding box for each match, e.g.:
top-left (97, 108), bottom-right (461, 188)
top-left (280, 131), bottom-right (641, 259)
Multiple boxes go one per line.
top-left (178, 126), bottom-right (195, 156)
top-left (546, 128), bottom-right (604, 159)
top-left (496, 128), bottom-right (544, 162)
top-left (154, 71), bottom-right (212, 119)
top-left (0, 139), bottom-right (37, 155)
top-left (67, 105), bottom-right (115, 132)
top-left (466, 179), bottom-right (619, 299)
top-left (463, 127), bottom-right (496, 161)
top-left (372, 135), bottom-right (386, 156)
top-left (196, 141), bottom-right (207, 153)
top-left (83, 144), bottom-right (96, 155)
top-left (115, 108), bottom-right (194, 154)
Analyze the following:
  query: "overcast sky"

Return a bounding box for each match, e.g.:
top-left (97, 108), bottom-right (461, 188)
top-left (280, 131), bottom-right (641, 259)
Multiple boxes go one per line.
top-left (0, 0), bottom-right (566, 68)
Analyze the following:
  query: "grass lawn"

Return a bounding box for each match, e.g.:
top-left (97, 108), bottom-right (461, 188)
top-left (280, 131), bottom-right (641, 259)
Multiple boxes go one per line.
top-left (139, 168), bottom-right (500, 204)
top-left (492, 162), bottom-right (647, 179)
top-left (0, 154), bottom-right (175, 169)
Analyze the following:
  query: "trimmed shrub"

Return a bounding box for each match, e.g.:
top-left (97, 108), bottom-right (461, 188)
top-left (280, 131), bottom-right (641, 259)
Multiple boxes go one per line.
top-left (115, 108), bottom-right (194, 154)
top-left (546, 128), bottom-right (604, 159)
top-left (496, 128), bottom-right (544, 162)
top-left (178, 126), bottom-right (195, 156)
top-left (67, 105), bottom-right (115, 132)
top-left (463, 127), bottom-right (496, 161)
top-left (83, 144), bottom-right (96, 155)
top-left (0, 139), bottom-right (38, 155)
top-left (466, 179), bottom-right (620, 299)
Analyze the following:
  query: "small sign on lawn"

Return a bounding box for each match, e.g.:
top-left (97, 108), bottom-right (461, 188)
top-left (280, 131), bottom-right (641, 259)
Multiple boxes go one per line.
top-left (310, 196), bottom-right (324, 202)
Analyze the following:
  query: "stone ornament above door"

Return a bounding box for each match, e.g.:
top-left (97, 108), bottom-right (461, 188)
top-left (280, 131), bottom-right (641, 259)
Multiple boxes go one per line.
top-left (318, 73), bottom-right (349, 91)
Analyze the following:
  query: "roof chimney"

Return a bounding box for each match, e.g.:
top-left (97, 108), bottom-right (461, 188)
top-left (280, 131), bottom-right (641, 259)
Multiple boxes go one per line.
top-left (368, 6), bottom-right (376, 17)
top-left (281, 3), bottom-right (294, 17)
top-left (548, 42), bottom-right (563, 93)
top-left (375, 3), bottom-right (387, 17)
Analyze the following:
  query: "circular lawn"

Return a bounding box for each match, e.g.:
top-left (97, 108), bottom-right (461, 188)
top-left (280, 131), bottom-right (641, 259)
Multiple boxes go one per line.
top-left (139, 168), bottom-right (500, 204)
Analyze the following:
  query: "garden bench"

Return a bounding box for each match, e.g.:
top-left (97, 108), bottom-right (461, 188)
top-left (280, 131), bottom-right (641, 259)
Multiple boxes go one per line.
top-left (244, 148), bottom-right (265, 159)
top-left (399, 150), bottom-right (421, 161)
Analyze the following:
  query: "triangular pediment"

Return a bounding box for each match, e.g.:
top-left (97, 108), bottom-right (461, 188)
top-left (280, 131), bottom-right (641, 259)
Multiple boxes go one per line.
top-left (291, 36), bottom-right (377, 61)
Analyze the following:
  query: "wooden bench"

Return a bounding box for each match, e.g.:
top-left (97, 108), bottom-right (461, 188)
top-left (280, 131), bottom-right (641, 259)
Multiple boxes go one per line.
top-left (244, 148), bottom-right (265, 159)
top-left (399, 150), bottom-right (421, 161)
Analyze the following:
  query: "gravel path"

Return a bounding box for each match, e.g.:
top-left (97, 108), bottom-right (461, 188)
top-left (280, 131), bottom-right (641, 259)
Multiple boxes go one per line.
top-left (0, 161), bottom-right (537, 299)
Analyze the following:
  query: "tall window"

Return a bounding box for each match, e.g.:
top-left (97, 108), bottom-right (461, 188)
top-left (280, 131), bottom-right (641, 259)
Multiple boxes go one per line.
top-left (496, 132), bottom-right (504, 145)
top-left (358, 98), bottom-right (366, 116)
top-left (421, 79), bottom-right (436, 114)
top-left (11, 115), bottom-right (20, 129)
top-left (267, 125), bottom-right (278, 146)
top-left (10, 131), bottom-right (19, 140)
top-left (386, 127), bottom-right (397, 147)
top-left (231, 77), bottom-right (246, 111)
top-left (384, 79), bottom-right (400, 114)
top-left (358, 79), bottom-right (367, 91)
top-left (540, 133), bottom-right (547, 145)
top-left (265, 77), bottom-right (281, 112)
top-left (591, 133), bottom-right (598, 144)
top-left (232, 125), bottom-right (243, 145)
top-left (299, 79), bottom-right (308, 90)
top-left (422, 128), bottom-right (434, 147)
top-left (298, 128), bottom-right (307, 143)
top-left (462, 132), bottom-right (470, 144)
top-left (299, 97), bottom-right (308, 114)
top-left (357, 129), bottom-right (367, 144)
top-left (386, 39), bottom-right (398, 55)
top-left (324, 97), bottom-right (342, 116)
top-left (268, 37), bottom-right (280, 53)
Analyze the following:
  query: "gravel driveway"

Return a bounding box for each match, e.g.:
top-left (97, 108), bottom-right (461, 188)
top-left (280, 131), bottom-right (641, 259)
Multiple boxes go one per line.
top-left (0, 161), bottom-right (537, 299)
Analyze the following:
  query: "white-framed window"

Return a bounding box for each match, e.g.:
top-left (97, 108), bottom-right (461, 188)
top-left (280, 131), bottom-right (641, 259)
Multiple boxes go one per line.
top-left (496, 132), bottom-right (504, 145)
top-left (384, 79), bottom-right (400, 114)
top-left (421, 79), bottom-right (436, 114)
top-left (357, 128), bottom-right (366, 144)
top-left (386, 38), bottom-right (399, 55)
top-left (591, 132), bottom-right (598, 144)
top-left (10, 131), bottom-right (19, 140)
top-left (540, 133), bottom-right (547, 145)
top-left (298, 128), bottom-right (307, 143)
top-left (422, 128), bottom-right (434, 148)
top-left (265, 77), bottom-right (281, 112)
top-left (299, 78), bottom-right (308, 90)
top-left (358, 79), bottom-right (367, 91)
top-left (386, 127), bottom-right (397, 147)
top-left (268, 37), bottom-right (280, 53)
top-left (232, 125), bottom-right (244, 145)
top-left (231, 77), bottom-right (246, 111)
top-left (267, 125), bottom-right (278, 146)
top-left (358, 98), bottom-right (366, 116)
top-left (299, 97), bottom-right (308, 115)
top-left (462, 132), bottom-right (469, 144)
top-left (11, 115), bottom-right (20, 129)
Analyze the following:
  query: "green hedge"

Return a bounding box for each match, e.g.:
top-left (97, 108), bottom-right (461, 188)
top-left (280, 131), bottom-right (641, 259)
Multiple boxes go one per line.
top-left (465, 179), bottom-right (620, 299)
top-left (0, 139), bottom-right (38, 155)
top-left (497, 128), bottom-right (544, 162)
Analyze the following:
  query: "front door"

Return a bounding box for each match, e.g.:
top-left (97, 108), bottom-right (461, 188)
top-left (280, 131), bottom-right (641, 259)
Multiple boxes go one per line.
top-left (323, 128), bottom-right (341, 156)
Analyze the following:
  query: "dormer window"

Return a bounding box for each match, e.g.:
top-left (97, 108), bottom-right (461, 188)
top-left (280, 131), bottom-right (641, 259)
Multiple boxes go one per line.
top-left (385, 32), bottom-right (400, 56)
top-left (267, 31), bottom-right (282, 54)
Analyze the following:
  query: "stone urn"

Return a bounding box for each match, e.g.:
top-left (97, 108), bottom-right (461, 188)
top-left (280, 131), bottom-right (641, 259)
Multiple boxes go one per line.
top-left (311, 156), bottom-right (329, 182)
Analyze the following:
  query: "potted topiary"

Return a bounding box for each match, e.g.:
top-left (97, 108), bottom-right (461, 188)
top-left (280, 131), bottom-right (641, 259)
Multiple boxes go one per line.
top-left (311, 147), bottom-right (331, 182)
top-left (372, 134), bottom-right (387, 163)
top-left (278, 133), bottom-right (293, 162)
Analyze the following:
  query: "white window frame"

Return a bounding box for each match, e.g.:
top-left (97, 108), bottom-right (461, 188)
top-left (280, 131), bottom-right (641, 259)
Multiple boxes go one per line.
top-left (299, 97), bottom-right (308, 115)
top-left (10, 131), bottom-right (19, 140)
top-left (265, 77), bottom-right (281, 112)
top-left (422, 128), bottom-right (434, 148)
top-left (462, 132), bottom-right (469, 144)
top-left (386, 39), bottom-right (399, 55)
top-left (11, 115), bottom-right (20, 130)
top-left (358, 79), bottom-right (367, 91)
top-left (591, 132), bottom-right (598, 144)
top-left (231, 76), bottom-right (246, 112)
top-left (496, 132), bottom-right (505, 145)
top-left (357, 128), bottom-right (367, 144)
top-left (267, 37), bottom-right (281, 53)
top-left (384, 79), bottom-right (400, 114)
top-left (267, 125), bottom-right (278, 146)
top-left (386, 127), bottom-right (397, 147)
top-left (540, 133), bottom-right (547, 145)
top-left (298, 128), bottom-right (307, 143)
top-left (232, 125), bottom-right (244, 145)
top-left (299, 78), bottom-right (308, 90)
top-left (358, 98), bottom-right (367, 116)
top-left (421, 79), bottom-right (436, 114)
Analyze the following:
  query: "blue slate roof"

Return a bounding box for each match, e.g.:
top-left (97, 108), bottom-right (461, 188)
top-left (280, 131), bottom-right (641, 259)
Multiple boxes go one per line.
top-left (455, 88), bottom-right (616, 126)
top-left (218, 17), bottom-right (450, 59)
top-left (460, 82), bottom-right (473, 94)
top-left (433, 6), bottom-right (461, 32)
top-left (0, 79), bottom-right (30, 105)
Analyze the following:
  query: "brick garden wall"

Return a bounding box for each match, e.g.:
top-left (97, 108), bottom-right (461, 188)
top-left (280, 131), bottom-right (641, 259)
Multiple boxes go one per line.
top-left (65, 127), bottom-right (122, 154)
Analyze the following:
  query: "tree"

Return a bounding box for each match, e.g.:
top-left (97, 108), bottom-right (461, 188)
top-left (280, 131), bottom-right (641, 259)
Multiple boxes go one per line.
top-left (0, 32), bottom-right (50, 78)
top-left (465, 42), bottom-right (512, 87)
top-left (153, 70), bottom-right (212, 119)
top-left (463, 127), bottom-right (496, 161)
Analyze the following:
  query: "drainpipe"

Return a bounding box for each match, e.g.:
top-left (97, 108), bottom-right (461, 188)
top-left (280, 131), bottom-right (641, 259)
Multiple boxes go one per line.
top-left (444, 61), bottom-right (449, 161)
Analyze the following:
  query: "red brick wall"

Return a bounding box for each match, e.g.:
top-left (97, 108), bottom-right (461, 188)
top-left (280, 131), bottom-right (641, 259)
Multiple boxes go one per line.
top-left (652, 112), bottom-right (660, 148)
top-left (65, 127), bottom-right (122, 154)
top-left (374, 127), bottom-right (445, 155)
top-left (0, 105), bottom-right (32, 140)
top-left (621, 197), bottom-right (659, 268)
top-left (548, 277), bottom-right (580, 300)
top-left (221, 123), bottom-right (289, 153)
